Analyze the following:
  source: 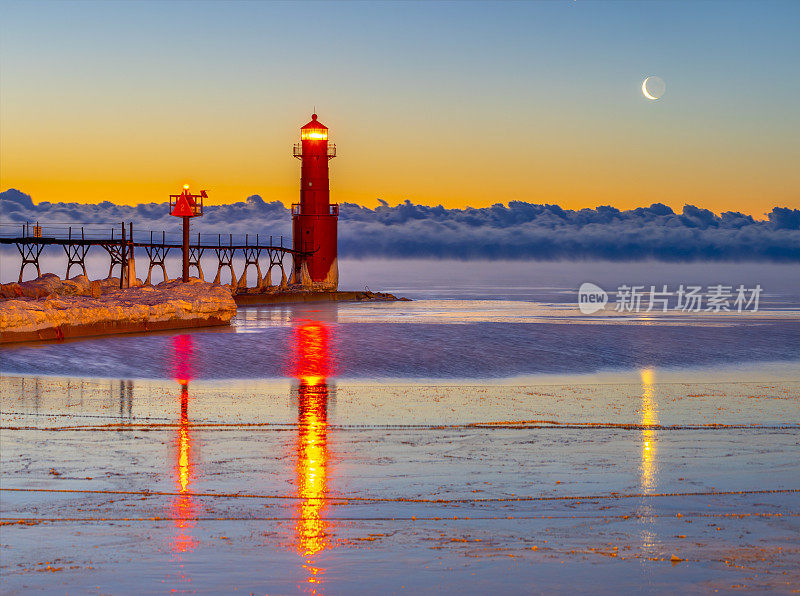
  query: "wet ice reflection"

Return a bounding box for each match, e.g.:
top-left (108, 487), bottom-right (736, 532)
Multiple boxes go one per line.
top-left (639, 367), bottom-right (659, 553)
top-left (170, 384), bottom-right (198, 553)
top-left (289, 318), bottom-right (336, 593)
top-left (295, 383), bottom-right (331, 591)
top-left (169, 336), bottom-right (198, 588)
top-left (0, 358), bottom-right (798, 593)
top-left (640, 367), bottom-right (658, 493)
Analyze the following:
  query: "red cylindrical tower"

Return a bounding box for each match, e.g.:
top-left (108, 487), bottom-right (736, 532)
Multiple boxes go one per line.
top-left (292, 114), bottom-right (338, 289)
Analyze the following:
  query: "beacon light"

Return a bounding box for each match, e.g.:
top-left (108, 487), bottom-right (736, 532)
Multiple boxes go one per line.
top-left (301, 130), bottom-right (328, 141)
top-left (183, 184), bottom-right (189, 190)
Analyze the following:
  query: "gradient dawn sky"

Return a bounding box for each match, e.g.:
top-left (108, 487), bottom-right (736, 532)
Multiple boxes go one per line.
top-left (1, 0), bottom-right (798, 217)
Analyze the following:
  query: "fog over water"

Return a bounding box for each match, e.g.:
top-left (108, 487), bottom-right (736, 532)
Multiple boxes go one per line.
top-left (3, 189), bottom-right (800, 261)
top-left (1, 258), bottom-right (798, 380)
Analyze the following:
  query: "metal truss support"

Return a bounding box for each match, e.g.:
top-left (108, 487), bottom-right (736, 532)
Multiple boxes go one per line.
top-left (239, 247), bottom-right (262, 291)
top-left (188, 246), bottom-right (205, 281)
top-left (63, 243), bottom-right (90, 279)
top-left (213, 247), bottom-right (237, 287)
top-left (15, 242), bottom-right (44, 282)
top-left (263, 248), bottom-right (288, 289)
top-left (144, 245), bottom-right (171, 285)
top-left (102, 243), bottom-right (130, 286)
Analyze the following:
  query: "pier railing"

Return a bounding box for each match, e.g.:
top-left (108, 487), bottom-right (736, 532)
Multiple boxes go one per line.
top-left (0, 221), bottom-right (307, 287)
top-left (0, 222), bottom-right (291, 250)
top-left (0, 222), bottom-right (131, 244)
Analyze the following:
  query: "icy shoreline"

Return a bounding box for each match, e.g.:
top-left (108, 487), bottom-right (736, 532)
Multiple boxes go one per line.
top-left (0, 274), bottom-right (237, 344)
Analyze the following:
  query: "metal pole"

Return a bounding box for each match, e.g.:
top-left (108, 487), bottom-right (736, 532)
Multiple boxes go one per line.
top-left (182, 216), bottom-right (190, 282)
top-left (128, 222), bottom-right (134, 284)
top-left (120, 222), bottom-right (126, 288)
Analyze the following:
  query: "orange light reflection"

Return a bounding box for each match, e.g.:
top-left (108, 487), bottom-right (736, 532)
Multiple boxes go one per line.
top-left (639, 367), bottom-right (658, 553)
top-left (290, 322), bottom-right (333, 384)
top-left (171, 334), bottom-right (194, 385)
top-left (290, 320), bottom-right (334, 593)
top-left (296, 385), bottom-right (330, 559)
top-left (170, 384), bottom-right (198, 553)
top-left (640, 367), bottom-right (658, 493)
top-left (169, 336), bottom-right (199, 587)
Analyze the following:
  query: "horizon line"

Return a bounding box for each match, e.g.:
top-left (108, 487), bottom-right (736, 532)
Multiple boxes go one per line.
top-left (3, 187), bottom-right (796, 222)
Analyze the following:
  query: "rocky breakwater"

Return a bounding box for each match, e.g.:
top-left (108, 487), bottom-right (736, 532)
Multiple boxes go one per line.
top-left (0, 274), bottom-right (237, 344)
top-left (233, 285), bottom-right (410, 305)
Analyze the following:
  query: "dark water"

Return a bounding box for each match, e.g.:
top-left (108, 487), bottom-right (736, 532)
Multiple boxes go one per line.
top-left (2, 315), bottom-right (800, 380)
top-left (2, 260), bottom-right (799, 380)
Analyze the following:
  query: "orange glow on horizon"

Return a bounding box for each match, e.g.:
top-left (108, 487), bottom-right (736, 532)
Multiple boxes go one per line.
top-left (4, 178), bottom-right (787, 220)
top-left (4, 118), bottom-right (794, 219)
top-left (3, 123), bottom-right (794, 218)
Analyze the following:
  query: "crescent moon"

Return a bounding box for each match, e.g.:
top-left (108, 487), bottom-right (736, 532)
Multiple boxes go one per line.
top-left (642, 77), bottom-right (658, 100)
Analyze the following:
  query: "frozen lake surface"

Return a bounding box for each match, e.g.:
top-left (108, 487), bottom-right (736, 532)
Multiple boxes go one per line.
top-left (1, 260), bottom-right (799, 593)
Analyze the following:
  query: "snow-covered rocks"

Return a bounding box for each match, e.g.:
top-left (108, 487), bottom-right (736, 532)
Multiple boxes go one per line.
top-left (0, 276), bottom-right (236, 343)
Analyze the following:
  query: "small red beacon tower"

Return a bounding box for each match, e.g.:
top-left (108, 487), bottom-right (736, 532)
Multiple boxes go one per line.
top-left (170, 184), bottom-right (206, 282)
top-left (292, 114), bottom-right (338, 289)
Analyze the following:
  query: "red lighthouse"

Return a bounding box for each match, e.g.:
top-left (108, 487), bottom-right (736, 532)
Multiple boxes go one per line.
top-left (292, 114), bottom-right (338, 289)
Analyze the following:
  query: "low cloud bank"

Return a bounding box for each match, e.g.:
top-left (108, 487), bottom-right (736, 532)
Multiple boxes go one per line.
top-left (2, 189), bottom-right (799, 261)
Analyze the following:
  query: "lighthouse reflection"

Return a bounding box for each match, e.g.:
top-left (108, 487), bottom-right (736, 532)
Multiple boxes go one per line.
top-left (289, 316), bottom-right (335, 593)
top-left (640, 367), bottom-right (658, 494)
top-left (169, 335), bottom-right (198, 585)
top-left (638, 367), bottom-right (658, 553)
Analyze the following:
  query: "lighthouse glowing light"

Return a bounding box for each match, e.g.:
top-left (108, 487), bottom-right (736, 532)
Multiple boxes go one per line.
top-left (292, 114), bottom-right (338, 290)
top-left (301, 129), bottom-right (328, 141)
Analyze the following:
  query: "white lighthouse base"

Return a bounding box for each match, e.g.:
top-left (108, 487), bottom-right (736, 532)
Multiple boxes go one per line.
top-left (295, 258), bottom-right (338, 291)
top-left (321, 257), bottom-right (339, 291)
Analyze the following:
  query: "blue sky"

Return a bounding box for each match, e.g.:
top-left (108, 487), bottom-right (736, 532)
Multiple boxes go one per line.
top-left (1, 0), bottom-right (798, 214)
